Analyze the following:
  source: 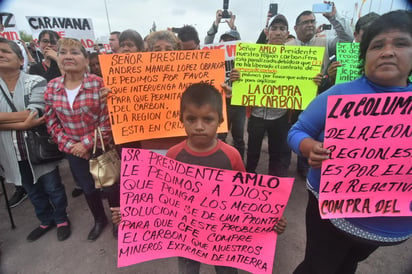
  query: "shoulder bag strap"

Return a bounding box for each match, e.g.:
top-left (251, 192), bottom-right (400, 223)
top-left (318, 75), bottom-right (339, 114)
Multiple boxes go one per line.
top-left (0, 85), bottom-right (18, 112)
top-left (92, 127), bottom-right (106, 156)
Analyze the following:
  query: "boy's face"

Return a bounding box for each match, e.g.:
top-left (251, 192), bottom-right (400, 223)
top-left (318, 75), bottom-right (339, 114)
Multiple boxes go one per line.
top-left (181, 103), bottom-right (222, 152)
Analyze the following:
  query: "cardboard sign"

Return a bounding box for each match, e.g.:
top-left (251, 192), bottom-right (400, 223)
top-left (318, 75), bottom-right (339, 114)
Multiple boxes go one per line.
top-left (335, 43), bottom-right (361, 84)
top-left (99, 50), bottom-right (227, 144)
top-left (0, 13), bottom-right (20, 41)
top-left (25, 16), bottom-right (95, 50)
top-left (118, 149), bottom-right (294, 274)
top-left (320, 92), bottom-right (412, 218)
top-left (336, 43), bottom-right (412, 84)
top-left (231, 43), bottom-right (324, 110)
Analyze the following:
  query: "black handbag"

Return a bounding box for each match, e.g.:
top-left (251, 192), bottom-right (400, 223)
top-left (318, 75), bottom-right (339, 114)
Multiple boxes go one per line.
top-left (0, 85), bottom-right (63, 164)
top-left (24, 124), bottom-right (64, 164)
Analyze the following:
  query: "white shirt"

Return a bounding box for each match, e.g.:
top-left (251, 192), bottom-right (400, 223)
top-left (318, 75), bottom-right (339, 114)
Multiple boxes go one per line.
top-left (65, 85), bottom-right (81, 109)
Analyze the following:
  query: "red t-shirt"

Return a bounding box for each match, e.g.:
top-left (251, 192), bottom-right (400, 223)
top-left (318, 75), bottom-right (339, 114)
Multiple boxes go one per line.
top-left (166, 139), bottom-right (245, 172)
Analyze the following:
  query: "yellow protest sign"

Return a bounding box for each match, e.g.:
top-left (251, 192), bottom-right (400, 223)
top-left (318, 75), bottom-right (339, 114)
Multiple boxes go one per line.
top-left (231, 43), bottom-right (325, 110)
top-left (99, 50), bottom-right (227, 144)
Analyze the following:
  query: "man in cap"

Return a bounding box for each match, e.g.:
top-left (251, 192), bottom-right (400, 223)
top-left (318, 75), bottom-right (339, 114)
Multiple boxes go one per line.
top-left (219, 29), bottom-right (241, 42)
top-left (231, 14), bottom-right (293, 176)
top-left (247, 14), bottom-right (292, 176)
top-left (205, 9), bottom-right (239, 44)
top-left (204, 9), bottom-right (245, 159)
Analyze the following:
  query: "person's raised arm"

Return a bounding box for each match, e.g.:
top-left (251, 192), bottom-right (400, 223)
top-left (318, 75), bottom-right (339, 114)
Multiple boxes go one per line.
top-left (225, 12), bottom-right (237, 31)
top-left (323, 1), bottom-right (354, 55)
top-left (19, 39), bottom-right (36, 65)
top-left (205, 9), bottom-right (223, 44)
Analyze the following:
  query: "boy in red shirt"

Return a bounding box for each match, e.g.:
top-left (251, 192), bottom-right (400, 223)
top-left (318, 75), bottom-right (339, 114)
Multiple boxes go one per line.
top-left (168, 83), bottom-right (244, 273)
top-left (112, 83), bottom-right (287, 273)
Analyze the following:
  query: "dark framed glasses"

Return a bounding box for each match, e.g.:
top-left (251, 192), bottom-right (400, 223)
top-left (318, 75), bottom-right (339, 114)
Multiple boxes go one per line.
top-left (40, 39), bottom-right (57, 45)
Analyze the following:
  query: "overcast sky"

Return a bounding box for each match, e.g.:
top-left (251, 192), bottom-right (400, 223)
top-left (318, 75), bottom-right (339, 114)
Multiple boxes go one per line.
top-left (2, 0), bottom-right (411, 44)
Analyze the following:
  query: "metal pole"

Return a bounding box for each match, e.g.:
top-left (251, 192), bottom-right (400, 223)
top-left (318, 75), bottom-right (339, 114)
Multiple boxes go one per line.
top-left (104, 0), bottom-right (111, 33)
top-left (1, 176), bottom-right (16, 229)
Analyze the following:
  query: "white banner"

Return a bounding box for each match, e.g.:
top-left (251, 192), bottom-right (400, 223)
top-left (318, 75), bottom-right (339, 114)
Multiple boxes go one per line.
top-left (0, 12), bottom-right (20, 41)
top-left (26, 16), bottom-right (95, 50)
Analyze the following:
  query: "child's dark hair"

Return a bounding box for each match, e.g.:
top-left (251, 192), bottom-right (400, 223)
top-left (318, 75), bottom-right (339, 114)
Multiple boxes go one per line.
top-left (119, 29), bottom-right (144, 51)
top-left (178, 25), bottom-right (200, 45)
top-left (180, 83), bottom-right (223, 123)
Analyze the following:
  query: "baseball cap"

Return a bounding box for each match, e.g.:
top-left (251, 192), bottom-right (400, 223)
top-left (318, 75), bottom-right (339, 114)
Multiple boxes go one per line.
top-left (220, 29), bottom-right (241, 41)
top-left (268, 14), bottom-right (288, 29)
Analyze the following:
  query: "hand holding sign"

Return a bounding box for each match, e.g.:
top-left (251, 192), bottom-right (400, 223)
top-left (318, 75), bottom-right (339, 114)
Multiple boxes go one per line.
top-left (118, 148), bottom-right (294, 274)
top-left (231, 43), bottom-right (324, 110)
top-left (320, 92), bottom-right (412, 218)
top-left (99, 50), bottom-right (227, 144)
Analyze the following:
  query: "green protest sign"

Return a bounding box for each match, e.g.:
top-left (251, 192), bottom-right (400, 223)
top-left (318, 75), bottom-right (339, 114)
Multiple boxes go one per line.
top-left (336, 43), bottom-right (361, 84)
top-left (336, 43), bottom-right (412, 84)
top-left (231, 43), bottom-right (324, 110)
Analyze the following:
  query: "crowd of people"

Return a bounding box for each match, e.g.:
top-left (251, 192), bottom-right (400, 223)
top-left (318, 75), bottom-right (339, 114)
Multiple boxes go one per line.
top-left (0, 2), bottom-right (411, 273)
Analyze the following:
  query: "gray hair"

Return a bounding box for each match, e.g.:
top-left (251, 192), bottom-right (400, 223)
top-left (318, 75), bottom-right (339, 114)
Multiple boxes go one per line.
top-left (0, 38), bottom-right (24, 60)
top-left (146, 30), bottom-right (181, 51)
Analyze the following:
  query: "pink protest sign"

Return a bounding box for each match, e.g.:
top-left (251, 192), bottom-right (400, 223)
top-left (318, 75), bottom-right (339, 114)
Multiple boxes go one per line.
top-left (118, 148), bottom-right (294, 274)
top-left (320, 92), bottom-right (412, 218)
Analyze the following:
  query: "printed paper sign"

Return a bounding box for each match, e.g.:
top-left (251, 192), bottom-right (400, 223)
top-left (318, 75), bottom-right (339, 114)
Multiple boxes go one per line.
top-left (118, 149), bottom-right (294, 274)
top-left (231, 43), bottom-right (324, 110)
top-left (320, 92), bottom-right (412, 218)
top-left (99, 50), bottom-right (227, 144)
top-left (202, 41), bottom-right (237, 83)
top-left (0, 13), bottom-right (20, 41)
top-left (26, 16), bottom-right (95, 50)
top-left (335, 43), bottom-right (361, 84)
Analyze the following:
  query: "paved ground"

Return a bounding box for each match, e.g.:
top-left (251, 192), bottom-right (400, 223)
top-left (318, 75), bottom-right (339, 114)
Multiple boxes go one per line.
top-left (1, 134), bottom-right (411, 274)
